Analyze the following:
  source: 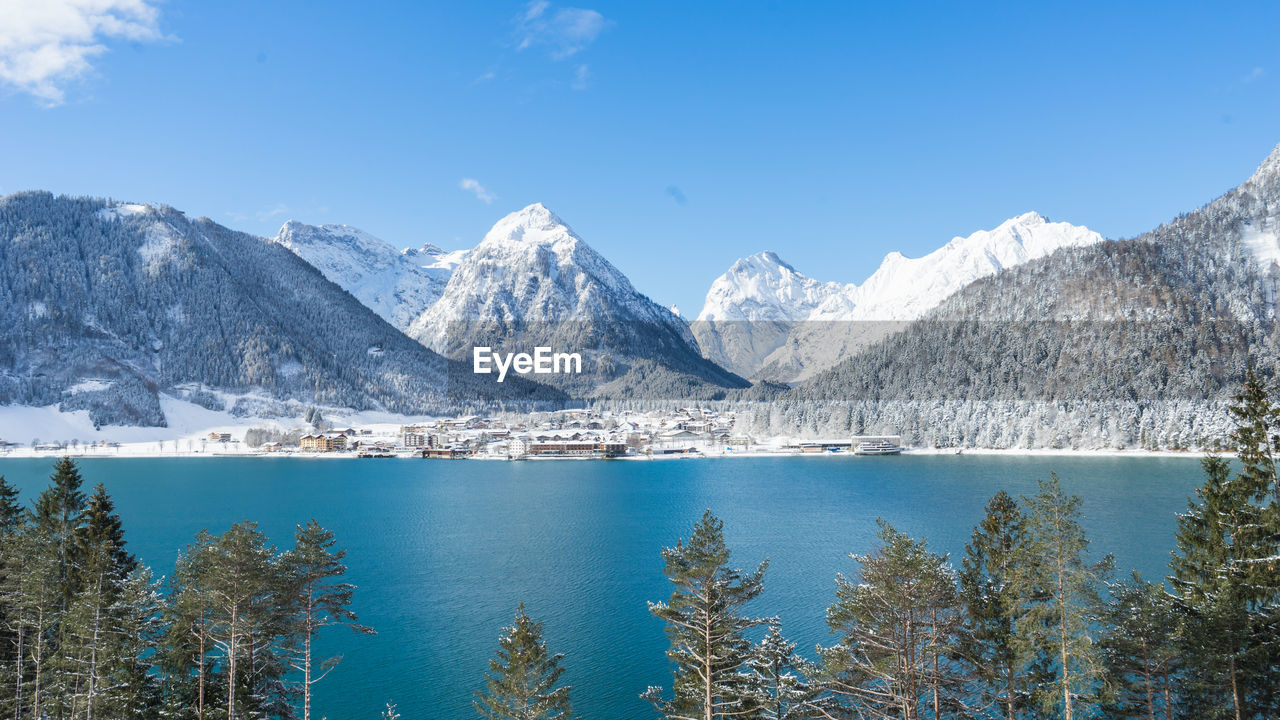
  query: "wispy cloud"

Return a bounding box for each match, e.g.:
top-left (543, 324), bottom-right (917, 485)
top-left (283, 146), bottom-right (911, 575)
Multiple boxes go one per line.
top-left (256, 203), bottom-right (291, 222)
top-left (460, 178), bottom-right (496, 204)
top-left (515, 1), bottom-right (608, 60)
top-left (665, 186), bottom-right (687, 205)
top-left (571, 63), bottom-right (590, 90)
top-left (1241, 66), bottom-right (1265, 84)
top-left (0, 0), bottom-right (169, 106)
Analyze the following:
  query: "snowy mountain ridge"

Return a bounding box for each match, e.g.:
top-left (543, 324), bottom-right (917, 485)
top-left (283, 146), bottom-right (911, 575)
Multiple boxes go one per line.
top-left (273, 221), bottom-right (463, 330)
top-left (692, 212), bottom-right (1106, 381)
top-left (409, 203), bottom-right (686, 347)
top-left (701, 211), bottom-right (1103, 325)
top-left (697, 251), bottom-right (846, 323)
top-left (407, 202), bottom-right (745, 396)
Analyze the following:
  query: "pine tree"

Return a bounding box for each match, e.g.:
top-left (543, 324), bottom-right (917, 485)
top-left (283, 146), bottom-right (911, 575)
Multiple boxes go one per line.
top-left (1224, 367), bottom-right (1280, 716)
top-left (0, 477), bottom-right (20, 534)
top-left (7, 515), bottom-right (61, 720)
top-left (282, 520), bottom-right (373, 720)
top-left (32, 457), bottom-right (88, 610)
top-left (18, 458), bottom-right (92, 718)
top-left (60, 484), bottom-right (141, 720)
top-left (1169, 374), bottom-right (1280, 720)
top-left (1098, 572), bottom-right (1180, 720)
top-left (200, 522), bottom-right (291, 720)
top-left (474, 604), bottom-right (576, 720)
top-left (109, 567), bottom-right (164, 720)
top-left (1169, 456), bottom-right (1252, 719)
top-left (160, 530), bottom-right (221, 720)
top-left (0, 475), bottom-right (24, 718)
top-left (1011, 475), bottom-right (1113, 720)
top-left (642, 510), bottom-right (770, 720)
top-left (1229, 365), bottom-right (1280, 506)
top-left (958, 490), bottom-right (1033, 720)
top-left (743, 625), bottom-right (815, 720)
top-left (816, 520), bottom-right (964, 720)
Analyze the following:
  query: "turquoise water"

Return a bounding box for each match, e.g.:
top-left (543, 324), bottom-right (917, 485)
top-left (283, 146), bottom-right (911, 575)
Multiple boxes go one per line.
top-left (0, 455), bottom-right (1206, 719)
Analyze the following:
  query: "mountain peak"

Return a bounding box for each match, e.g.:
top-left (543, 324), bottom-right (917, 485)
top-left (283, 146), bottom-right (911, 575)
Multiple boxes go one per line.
top-left (479, 203), bottom-right (577, 250)
top-left (507, 202), bottom-right (565, 228)
top-left (1248, 142), bottom-right (1280, 188)
top-left (732, 250), bottom-right (795, 274)
top-left (272, 219), bottom-right (452, 330)
top-left (1006, 211), bottom-right (1048, 226)
top-left (403, 242), bottom-right (446, 257)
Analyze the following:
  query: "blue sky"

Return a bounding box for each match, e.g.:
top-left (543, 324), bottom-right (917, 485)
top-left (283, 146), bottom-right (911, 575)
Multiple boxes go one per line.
top-left (1, 1), bottom-right (1279, 315)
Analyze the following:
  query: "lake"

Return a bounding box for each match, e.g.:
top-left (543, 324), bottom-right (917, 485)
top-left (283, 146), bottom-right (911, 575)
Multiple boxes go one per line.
top-left (0, 454), bottom-right (1207, 719)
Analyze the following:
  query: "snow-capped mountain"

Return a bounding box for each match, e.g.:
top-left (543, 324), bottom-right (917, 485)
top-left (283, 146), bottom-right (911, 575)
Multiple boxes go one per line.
top-left (274, 221), bottom-right (464, 330)
top-left (833, 211), bottom-right (1105, 321)
top-left (408, 203), bottom-right (745, 396)
top-left (692, 212), bottom-right (1105, 381)
top-left (0, 194), bottom-right (445, 427)
top-left (0, 194), bottom-right (562, 428)
top-left (764, 143), bottom-right (1280, 449)
top-left (697, 251), bottom-right (846, 323)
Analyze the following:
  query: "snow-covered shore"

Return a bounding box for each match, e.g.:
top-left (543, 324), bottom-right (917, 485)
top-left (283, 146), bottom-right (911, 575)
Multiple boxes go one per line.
top-left (0, 442), bottom-right (1212, 462)
top-left (0, 398), bottom-right (1216, 462)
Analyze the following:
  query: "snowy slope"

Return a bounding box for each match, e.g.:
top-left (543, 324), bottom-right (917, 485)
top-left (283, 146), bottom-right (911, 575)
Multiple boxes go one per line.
top-left (408, 203), bottom-right (744, 394)
top-left (696, 251), bottom-right (846, 323)
top-left (0, 192), bottom-right (470, 427)
top-left (832, 212), bottom-right (1105, 321)
top-left (274, 221), bottom-right (463, 330)
top-left (693, 212), bottom-right (1105, 381)
top-left (411, 203), bottom-right (688, 344)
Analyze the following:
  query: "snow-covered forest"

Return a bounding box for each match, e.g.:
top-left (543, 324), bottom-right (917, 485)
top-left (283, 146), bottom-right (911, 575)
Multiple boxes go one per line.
top-left (0, 192), bottom-right (563, 428)
top-left (748, 146), bottom-right (1280, 449)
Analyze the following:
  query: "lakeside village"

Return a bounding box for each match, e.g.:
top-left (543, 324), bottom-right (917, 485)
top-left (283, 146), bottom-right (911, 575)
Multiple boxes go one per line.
top-left (0, 407), bottom-right (904, 459)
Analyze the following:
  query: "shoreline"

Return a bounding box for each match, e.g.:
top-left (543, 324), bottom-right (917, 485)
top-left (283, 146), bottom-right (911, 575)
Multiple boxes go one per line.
top-left (0, 446), bottom-right (1215, 461)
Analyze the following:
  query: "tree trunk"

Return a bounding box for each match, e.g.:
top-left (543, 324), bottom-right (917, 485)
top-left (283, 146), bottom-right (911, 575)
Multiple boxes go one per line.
top-left (197, 626), bottom-right (206, 720)
top-left (87, 598), bottom-right (102, 720)
top-left (303, 631), bottom-right (312, 720)
top-left (227, 605), bottom-right (237, 720)
top-left (14, 621), bottom-right (23, 720)
top-left (1141, 648), bottom-right (1154, 720)
top-left (930, 608), bottom-right (940, 719)
top-left (1005, 664), bottom-right (1015, 720)
top-left (31, 607), bottom-right (44, 720)
top-left (1228, 654), bottom-right (1242, 720)
top-left (1160, 669), bottom-right (1172, 720)
top-left (1058, 564), bottom-right (1072, 720)
top-left (704, 608), bottom-right (713, 720)
top-left (302, 588), bottom-right (317, 720)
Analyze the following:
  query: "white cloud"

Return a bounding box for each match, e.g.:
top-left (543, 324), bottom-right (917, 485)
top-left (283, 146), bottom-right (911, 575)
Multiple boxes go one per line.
top-left (460, 178), bottom-right (496, 204)
top-left (0, 0), bottom-right (168, 105)
top-left (571, 63), bottom-right (589, 90)
top-left (256, 203), bottom-right (290, 222)
top-left (1242, 66), bottom-right (1265, 84)
top-left (515, 1), bottom-right (608, 60)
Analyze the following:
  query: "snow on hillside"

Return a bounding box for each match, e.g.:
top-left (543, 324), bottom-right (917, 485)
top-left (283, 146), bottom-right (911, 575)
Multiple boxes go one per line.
top-left (274, 221), bottom-right (461, 330)
top-left (409, 203), bottom-right (689, 350)
top-left (831, 211), bottom-right (1105, 321)
top-left (405, 203), bottom-right (743, 394)
top-left (693, 212), bottom-right (1105, 382)
top-left (697, 251), bottom-right (846, 323)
